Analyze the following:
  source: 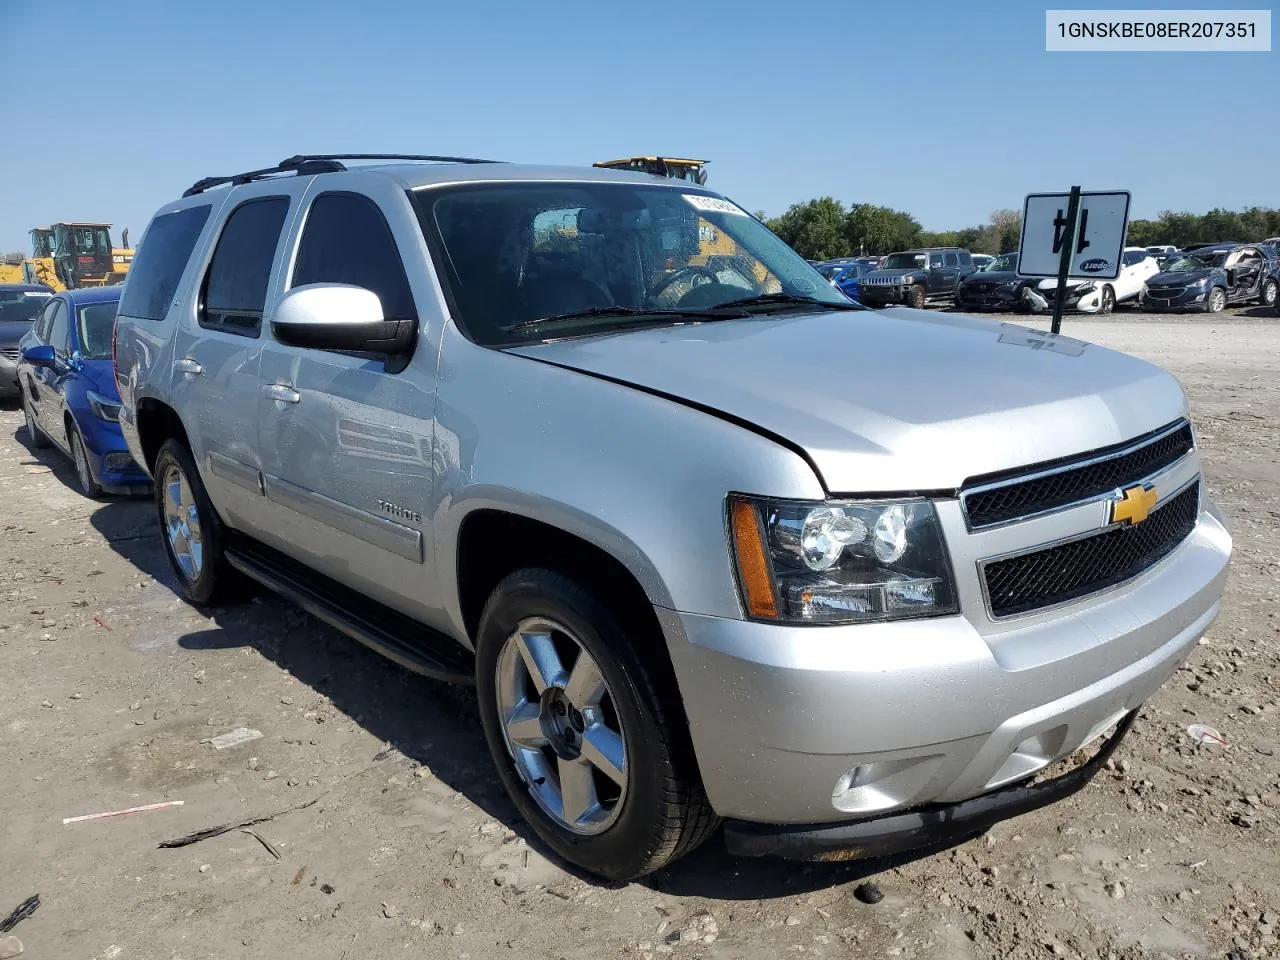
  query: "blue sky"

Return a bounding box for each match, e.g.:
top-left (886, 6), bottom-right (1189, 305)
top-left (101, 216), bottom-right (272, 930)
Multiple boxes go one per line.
top-left (0, 0), bottom-right (1275, 250)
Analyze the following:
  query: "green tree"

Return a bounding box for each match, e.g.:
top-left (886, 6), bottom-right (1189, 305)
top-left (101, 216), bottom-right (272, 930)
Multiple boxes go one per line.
top-left (768, 197), bottom-right (851, 261)
top-left (844, 204), bottom-right (923, 255)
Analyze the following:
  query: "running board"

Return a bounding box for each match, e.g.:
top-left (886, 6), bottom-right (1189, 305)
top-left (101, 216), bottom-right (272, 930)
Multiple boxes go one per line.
top-left (224, 536), bottom-right (475, 685)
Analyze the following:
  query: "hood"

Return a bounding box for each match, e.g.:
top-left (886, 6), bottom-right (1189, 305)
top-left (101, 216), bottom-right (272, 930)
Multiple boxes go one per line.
top-left (77, 357), bottom-right (119, 396)
top-left (0, 320), bottom-right (35, 348)
top-left (863, 268), bottom-right (923, 281)
top-left (1149, 269), bottom-right (1215, 285)
top-left (961, 271), bottom-right (1021, 285)
top-left (507, 309), bottom-right (1187, 493)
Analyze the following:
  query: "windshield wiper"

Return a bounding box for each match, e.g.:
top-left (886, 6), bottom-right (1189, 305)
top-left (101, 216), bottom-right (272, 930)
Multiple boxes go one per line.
top-left (704, 292), bottom-right (862, 313)
top-left (501, 305), bottom-right (744, 335)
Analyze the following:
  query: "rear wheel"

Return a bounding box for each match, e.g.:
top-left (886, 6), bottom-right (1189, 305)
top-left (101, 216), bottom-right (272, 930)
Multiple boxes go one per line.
top-left (908, 284), bottom-right (926, 310)
top-left (154, 439), bottom-right (237, 605)
top-left (475, 568), bottom-right (718, 881)
top-left (1260, 278), bottom-right (1278, 307)
top-left (68, 424), bottom-right (103, 499)
top-left (22, 391), bottom-right (48, 449)
top-left (1207, 287), bottom-right (1227, 313)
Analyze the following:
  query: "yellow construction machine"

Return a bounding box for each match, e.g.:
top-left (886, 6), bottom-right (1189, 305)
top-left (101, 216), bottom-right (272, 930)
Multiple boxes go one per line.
top-left (7, 223), bottom-right (133, 290)
top-left (592, 155), bottom-right (709, 185)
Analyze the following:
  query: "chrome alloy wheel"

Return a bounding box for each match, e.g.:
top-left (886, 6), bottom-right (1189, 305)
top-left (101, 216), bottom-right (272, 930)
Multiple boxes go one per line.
top-left (495, 617), bottom-right (628, 835)
top-left (161, 462), bottom-right (204, 582)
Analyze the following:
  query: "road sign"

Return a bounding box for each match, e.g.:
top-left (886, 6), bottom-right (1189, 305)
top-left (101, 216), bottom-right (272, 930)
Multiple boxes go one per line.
top-left (1017, 190), bottom-right (1131, 280)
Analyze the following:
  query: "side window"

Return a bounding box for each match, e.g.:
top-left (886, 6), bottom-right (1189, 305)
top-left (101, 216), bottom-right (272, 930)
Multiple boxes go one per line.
top-left (34, 298), bottom-right (59, 340)
top-left (291, 192), bottom-right (417, 323)
top-left (929, 253), bottom-right (944, 268)
top-left (958, 251), bottom-right (972, 266)
top-left (118, 205), bottom-right (212, 321)
top-left (47, 300), bottom-right (70, 355)
top-left (944, 252), bottom-right (959, 267)
top-left (200, 197), bottom-right (290, 337)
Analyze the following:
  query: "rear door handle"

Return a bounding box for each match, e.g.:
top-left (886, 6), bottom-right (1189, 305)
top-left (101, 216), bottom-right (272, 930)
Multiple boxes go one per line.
top-left (264, 383), bottom-right (301, 404)
top-left (176, 357), bottom-right (203, 375)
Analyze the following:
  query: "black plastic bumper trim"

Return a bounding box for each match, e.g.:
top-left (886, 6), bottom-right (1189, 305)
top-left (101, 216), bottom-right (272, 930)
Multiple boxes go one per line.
top-left (723, 711), bottom-right (1136, 862)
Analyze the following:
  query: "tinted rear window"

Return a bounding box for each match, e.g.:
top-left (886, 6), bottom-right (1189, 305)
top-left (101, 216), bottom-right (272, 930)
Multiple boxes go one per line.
top-left (118, 206), bottom-right (212, 320)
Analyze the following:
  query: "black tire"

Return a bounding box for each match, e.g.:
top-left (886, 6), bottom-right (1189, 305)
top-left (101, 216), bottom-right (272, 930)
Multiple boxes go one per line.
top-left (475, 568), bottom-right (719, 881)
top-left (1260, 278), bottom-right (1278, 308)
top-left (67, 422), bottom-right (103, 499)
top-left (1207, 286), bottom-right (1227, 314)
top-left (22, 390), bottom-right (49, 448)
top-left (1099, 285), bottom-right (1115, 315)
top-left (908, 284), bottom-right (926, 310)
top-left (153, 438), bottom-right (237, 606)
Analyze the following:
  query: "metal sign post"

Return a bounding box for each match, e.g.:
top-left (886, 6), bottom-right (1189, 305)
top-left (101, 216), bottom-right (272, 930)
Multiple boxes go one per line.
top-left (1050, 186), bottom-right (1081, 335)
top-left (1018, 188), bottom-right (1131, 336)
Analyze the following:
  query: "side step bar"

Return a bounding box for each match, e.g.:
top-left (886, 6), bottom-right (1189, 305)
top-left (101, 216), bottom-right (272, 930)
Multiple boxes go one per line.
top-left (224, 537), bottom-right (475, 685)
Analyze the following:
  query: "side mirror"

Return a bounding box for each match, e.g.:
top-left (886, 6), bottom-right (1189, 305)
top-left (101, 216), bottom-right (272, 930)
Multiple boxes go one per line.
top-left (271, 284), bottom-right (416, 355)
top-left (21, 343), bottom-right (57, 368)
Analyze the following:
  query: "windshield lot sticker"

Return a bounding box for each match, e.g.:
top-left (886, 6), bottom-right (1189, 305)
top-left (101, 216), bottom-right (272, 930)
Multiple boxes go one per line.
top-left (683, 194), bottom-right (747, 216)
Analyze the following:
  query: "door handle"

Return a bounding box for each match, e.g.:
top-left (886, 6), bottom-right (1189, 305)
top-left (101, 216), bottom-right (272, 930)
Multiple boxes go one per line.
top-left (264, 383), bottom-right (301, 404)
top-left (176, 357), bottom-right (203, 375)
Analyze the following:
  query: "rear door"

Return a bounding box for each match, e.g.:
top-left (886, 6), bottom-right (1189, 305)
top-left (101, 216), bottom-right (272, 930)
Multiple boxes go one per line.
top-left (169, 183), bottom-right (299, 534)
top-left (255, 182), bottom-right (440, 620)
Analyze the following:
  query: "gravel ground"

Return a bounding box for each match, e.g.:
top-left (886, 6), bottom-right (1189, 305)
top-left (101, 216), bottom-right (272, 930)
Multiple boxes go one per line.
top-left (1, 308), bottom-right (1276, 960)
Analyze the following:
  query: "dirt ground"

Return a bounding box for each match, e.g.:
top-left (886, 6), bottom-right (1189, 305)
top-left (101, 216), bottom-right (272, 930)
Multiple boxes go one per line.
top-left (1, 307), bottom-right (1277, 960)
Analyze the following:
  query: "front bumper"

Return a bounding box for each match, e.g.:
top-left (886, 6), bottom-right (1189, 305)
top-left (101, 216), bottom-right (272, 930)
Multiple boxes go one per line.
top-left (725, 711), bottom-right (1135, 860)
top-left (1141, 286), bottom-right (1210, 312)
top-left (0, 356), bottom-right (18, 397)
top-left (81, 419), bottom-right (151, 494)
top-left (859, 285), bottom-right (913, 307)
top-left (659, 503), bottom-right (1230, 851)
top-left (956, 286), bottom-right (1021, 311)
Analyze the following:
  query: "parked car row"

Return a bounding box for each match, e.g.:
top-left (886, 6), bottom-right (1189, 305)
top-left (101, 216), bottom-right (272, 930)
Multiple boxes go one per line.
top-left (815, 240), bottom-right (1279, 317)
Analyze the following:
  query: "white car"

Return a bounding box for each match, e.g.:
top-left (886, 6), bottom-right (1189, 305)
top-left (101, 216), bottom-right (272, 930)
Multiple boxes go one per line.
top-left (1025, 247), bottom-right (1160, 314)
top-left (970, 253), bottom-right (995, 271)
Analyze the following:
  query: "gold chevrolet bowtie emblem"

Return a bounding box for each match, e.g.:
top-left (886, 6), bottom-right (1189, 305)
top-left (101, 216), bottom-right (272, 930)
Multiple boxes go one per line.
top-left (1110, 484), bottom-right (1158, 526)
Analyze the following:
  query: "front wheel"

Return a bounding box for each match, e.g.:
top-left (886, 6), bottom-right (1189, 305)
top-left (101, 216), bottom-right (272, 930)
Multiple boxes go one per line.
top-left (68, 423), bottom-right (103, 499)
top-left (154, 439), bottom-right (237, 605)
top-left (1099, 285), bottom-right (1115, 314)
top-left (1260, 278), bottom-right (1278, 307)
top-left (908, 284), bottom-right (926, 310)
top-left (1207, 287), bottom-right (1227, 313)
top-left (475, 569), bottom-right (718, 881)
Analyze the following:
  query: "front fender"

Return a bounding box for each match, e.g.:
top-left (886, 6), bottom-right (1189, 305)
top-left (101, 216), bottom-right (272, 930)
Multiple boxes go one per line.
top-left (430, 328), bottom-right (827, 636)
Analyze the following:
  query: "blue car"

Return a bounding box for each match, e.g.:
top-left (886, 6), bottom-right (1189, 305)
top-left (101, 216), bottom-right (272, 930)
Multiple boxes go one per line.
top-left (17, 287), bottom-right (150, 497)
top-left (813, 259), bottom-right (875, 303)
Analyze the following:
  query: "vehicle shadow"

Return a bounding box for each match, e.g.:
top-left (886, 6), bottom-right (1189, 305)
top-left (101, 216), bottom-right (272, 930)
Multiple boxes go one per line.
top-left (1235, 304), bottom-right (1278, 319)
top-left (84, 499), bottom-right (974, 899)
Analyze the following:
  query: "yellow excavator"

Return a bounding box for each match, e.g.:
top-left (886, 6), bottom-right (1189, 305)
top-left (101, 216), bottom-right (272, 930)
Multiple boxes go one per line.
top-left (3, 223), bottom-right (134, 291)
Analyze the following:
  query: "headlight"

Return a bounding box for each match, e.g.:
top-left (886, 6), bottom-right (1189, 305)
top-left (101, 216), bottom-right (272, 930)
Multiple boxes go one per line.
top-left (1189, 276), bottom-right (1210, 287)
top-left (1074, 282), bottom-right (1097, 296)
top-left (86, 390), bottom-right (122, 422)
top-left (728, 497), bottom-right (958, 624)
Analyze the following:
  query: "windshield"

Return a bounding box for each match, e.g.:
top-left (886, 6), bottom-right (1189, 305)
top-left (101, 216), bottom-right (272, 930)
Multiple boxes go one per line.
top-left (415, 182), bottom-right (846, 345)
top-left (881, 253), bottom-right (926, 270)
top-left (1163, 253), bottom-right (1223, 272)
top-left (0, 291), bottom-right (51, 323)
top-left (983, 254), bottom-right (1017, 272)
top-left (76, 301), bottom-right (118, 358)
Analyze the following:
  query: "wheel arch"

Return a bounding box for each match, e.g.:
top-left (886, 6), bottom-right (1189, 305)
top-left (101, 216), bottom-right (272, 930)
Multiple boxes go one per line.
top-left (134, 396), bottom-right (191, 474)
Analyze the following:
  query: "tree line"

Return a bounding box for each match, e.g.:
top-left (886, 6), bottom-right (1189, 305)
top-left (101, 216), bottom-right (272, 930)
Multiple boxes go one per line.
top-left (760, 198), bottom-right (1280, 261)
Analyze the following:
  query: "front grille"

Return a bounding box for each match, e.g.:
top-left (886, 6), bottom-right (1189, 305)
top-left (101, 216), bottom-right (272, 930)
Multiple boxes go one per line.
top-left (982, 480), bottom-right (1200, 617)
top-left (1146, 285), bottom-right (1185, 298)
top-left (963, 420), bottom-right (1194, 529)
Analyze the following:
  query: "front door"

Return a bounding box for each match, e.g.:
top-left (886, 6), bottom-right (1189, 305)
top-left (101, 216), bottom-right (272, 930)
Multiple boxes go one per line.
top-left (32, 296), bottom-right (72, 444)
top-left (1225, 248), bottom-right (1262, 302)
top-left (926, 252), bottom-right (951, 296)
top-left (255, 185), bottom-right (439, 621)
top-left (168, 184), bottom-right (298, 534)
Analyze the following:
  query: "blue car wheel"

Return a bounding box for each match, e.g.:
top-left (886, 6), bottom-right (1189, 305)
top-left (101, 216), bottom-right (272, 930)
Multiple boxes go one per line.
top-left (68, 423), bottom-right (103, 499)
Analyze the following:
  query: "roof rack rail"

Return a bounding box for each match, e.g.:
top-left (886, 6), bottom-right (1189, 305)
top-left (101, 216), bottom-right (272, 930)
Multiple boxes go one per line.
top-left (183, 153), bottom-right (500, 198)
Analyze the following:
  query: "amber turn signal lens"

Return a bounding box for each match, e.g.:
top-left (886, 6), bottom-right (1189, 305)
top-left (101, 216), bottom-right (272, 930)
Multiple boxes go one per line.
top-left (730, 498), bottom-right (778, 619)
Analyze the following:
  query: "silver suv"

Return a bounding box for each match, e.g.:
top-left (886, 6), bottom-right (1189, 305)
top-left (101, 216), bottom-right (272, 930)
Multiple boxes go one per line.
top-left (113, 154), bottom-right (1232, 881)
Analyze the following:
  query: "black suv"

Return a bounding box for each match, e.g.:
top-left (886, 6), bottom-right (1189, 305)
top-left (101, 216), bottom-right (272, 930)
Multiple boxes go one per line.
top-left (858, 247), bottom-right (976, 309)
